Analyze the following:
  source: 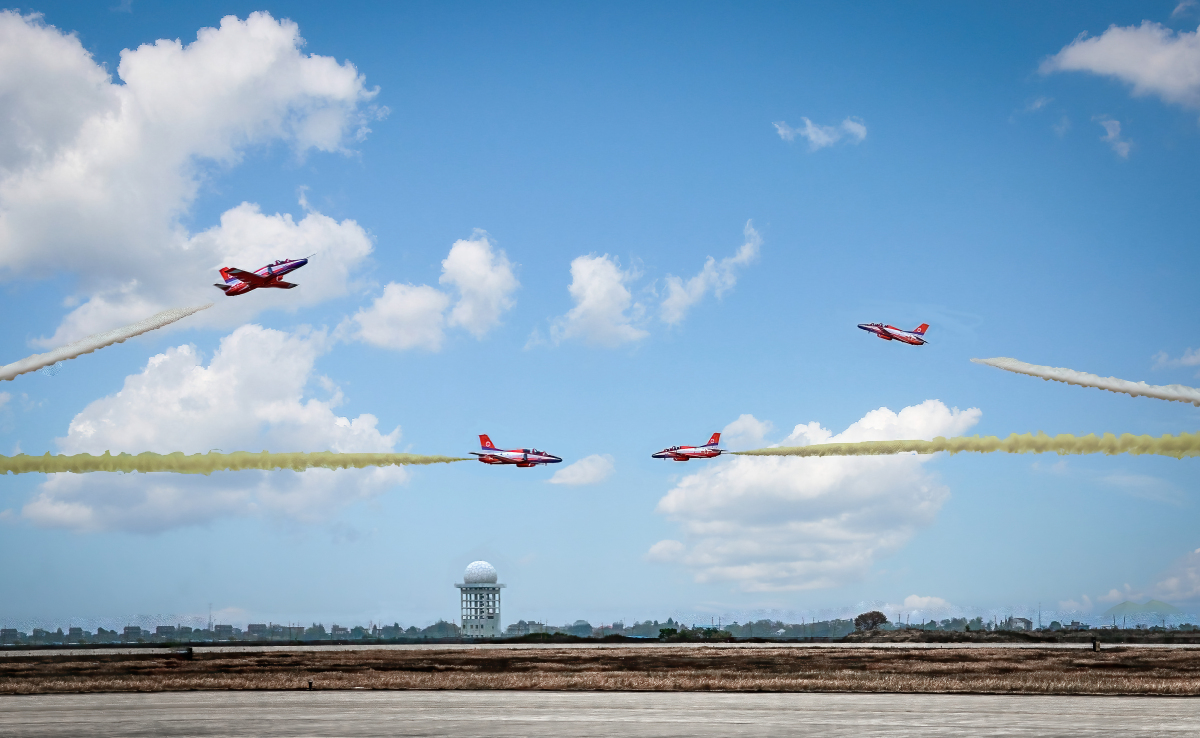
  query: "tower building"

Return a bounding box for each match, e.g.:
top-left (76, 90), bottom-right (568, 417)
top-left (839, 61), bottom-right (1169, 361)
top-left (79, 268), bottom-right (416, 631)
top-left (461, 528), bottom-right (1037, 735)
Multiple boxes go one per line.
top-left (455, 561), bottom-right (505, 638)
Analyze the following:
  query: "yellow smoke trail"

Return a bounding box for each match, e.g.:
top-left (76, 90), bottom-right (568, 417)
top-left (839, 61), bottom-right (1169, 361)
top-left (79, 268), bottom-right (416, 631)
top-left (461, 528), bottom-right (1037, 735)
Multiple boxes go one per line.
top-left (972, 356), bottom-right (1200, 407)
top-left (0, 450), bottom-right (469, 476)
top-left (1, 304), bottom-right (213, 382)
top-left (734, 431), bottom-right (1200, 460)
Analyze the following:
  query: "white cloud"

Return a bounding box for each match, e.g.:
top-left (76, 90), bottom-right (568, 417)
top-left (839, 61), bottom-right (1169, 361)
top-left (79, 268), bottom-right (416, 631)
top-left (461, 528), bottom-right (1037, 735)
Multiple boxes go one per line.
top-left (1094, 116), bottom-right (1131, 157)
top-left (720, 414), bottom-right (774, 451)
top-left (0, 11), bottom-right (383, 342)
top-left (0, 391), bottom-right (9, 409)
top-left (1175, 1), bottom-right (1198, 19)
top-left (548, 454), bottom-right (615, 486)
top-left (1153, 548), bottom-right (1200, 604)
top-left (440, 231), bottom-right (519, 338)
top-left (773, 117), bottom-right (867, 150)
top-left (782, 399), bottom-right (982, 446)
top-left (1101, 472), bottom-right (1183, 504)
top-left (1026, 96), bottom-right (1054, 112)
top-left (1153, 347), bottom-right (1200, 371)
top-left (902, 594), bottom-right (951, 611)
top-left (549, 255), bottom-right (647, 347)
top-left (1041, 21), bottom-right (1200, 109)
top-left (1098, 583), bottom-right (1143, 603)
top-left (21, 324), bottom-right (405, 533)
top-left (348, 232), bottom-right (517, 351)
top-left (350, 283), bottom-right (450, 351)
top-left (660, 221), bottom-right (760, 326)
top-left (649, 400), bottom-right (981, 592)
top-left (1058, 594), bottom-right (1094, 612)
top-left (646, 539), bottom-right (686, 562)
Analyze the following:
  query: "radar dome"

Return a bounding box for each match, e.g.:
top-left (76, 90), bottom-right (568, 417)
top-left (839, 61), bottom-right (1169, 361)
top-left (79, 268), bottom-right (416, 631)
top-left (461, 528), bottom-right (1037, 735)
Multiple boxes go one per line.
top-left (464, 560), bottom-right (498, 583)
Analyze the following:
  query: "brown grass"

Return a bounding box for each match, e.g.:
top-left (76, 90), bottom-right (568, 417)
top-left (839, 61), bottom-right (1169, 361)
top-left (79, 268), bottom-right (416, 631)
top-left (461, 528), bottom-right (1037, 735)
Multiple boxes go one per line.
top-left (2, 646), bottom-right (1199, 696)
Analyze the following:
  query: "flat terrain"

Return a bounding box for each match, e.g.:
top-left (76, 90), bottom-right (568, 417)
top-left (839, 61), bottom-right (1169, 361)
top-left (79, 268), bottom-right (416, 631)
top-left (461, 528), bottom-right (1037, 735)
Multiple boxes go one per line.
top-left (2, 645), bottom-right (1199, 695)
top-left (3, 691), bottom-right (1198, 737)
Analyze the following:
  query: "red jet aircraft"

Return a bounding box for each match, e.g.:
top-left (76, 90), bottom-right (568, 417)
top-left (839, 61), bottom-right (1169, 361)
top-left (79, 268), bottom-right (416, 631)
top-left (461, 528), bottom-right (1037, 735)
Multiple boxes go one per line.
top-left (857, 322), bottom-right (929, 345)
top-left (214, 257), bottom-right (309, 296)
top-left (470, 435), bottom-right (563, 467)
top-left (652, 432), bottom-right (727, 461)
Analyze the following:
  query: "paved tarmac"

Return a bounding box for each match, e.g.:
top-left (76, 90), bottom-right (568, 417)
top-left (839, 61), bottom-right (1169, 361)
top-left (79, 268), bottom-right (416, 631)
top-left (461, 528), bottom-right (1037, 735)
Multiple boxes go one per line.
top-left (2, 691), bottom-right (1198, 737)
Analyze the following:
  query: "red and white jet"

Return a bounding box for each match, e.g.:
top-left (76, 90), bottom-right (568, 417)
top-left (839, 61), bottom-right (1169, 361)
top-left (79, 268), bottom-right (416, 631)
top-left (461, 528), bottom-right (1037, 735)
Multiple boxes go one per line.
top-left (652, 433), bottom-right (727, 461)
top-left (214, 257), bottom-right (309, 296)
top-left (857, 322), bottom-right (930, 346)
top-left (470, 435), bottom-right (563, 467)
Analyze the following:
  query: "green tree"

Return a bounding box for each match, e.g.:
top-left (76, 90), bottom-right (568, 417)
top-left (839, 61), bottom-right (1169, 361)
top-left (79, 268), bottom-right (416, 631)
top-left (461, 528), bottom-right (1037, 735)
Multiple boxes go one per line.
top-left (854, 611), bottom-right (888, 631)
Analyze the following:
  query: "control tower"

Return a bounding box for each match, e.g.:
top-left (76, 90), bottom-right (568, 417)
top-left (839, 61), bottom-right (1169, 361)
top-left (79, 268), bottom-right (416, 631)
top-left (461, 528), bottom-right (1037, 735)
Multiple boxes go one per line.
top-left (455, 561), bottom-right (505, 638)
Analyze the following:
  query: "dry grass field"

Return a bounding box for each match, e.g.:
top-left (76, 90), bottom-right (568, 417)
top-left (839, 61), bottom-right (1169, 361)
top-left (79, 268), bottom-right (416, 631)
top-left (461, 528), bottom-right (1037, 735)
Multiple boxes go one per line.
top-left (3, 646), bottom-right (1200, 696)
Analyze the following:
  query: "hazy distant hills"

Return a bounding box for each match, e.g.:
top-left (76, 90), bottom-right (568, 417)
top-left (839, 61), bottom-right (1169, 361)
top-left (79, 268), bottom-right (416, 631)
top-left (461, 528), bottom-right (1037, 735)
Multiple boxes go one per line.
top-left (1102, 600), bottom-right (1184, 616)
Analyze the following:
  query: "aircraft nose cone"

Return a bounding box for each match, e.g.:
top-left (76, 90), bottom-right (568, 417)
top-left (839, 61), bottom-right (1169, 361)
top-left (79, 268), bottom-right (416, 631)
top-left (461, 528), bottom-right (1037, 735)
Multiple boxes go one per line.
top-left (857, 323), bottom-right (869, 330)
top-left (548, 455), bottom-right (562, 463)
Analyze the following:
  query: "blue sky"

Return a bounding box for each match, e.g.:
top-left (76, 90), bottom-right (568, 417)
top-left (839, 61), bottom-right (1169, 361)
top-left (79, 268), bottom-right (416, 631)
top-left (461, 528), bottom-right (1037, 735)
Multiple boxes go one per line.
top-left (1, 1), bottom-right (1198, 630)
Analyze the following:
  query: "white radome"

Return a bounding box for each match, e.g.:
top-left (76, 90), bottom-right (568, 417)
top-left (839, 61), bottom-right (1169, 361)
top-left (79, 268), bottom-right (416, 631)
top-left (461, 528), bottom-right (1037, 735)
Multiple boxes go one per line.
top-left (464, 560), bottom-right (498, 584)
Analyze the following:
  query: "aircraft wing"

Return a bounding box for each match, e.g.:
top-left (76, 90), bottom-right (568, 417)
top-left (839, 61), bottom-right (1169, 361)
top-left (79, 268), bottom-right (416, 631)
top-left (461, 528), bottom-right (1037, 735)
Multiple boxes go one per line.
top-left (224, 268), bottom-right (269, 287)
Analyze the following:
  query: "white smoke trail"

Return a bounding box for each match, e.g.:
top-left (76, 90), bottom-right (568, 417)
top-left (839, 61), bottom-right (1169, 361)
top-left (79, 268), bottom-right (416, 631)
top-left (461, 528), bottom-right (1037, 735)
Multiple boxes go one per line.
top-left (972, 357), bottom-right (1200, 407)
top-left (0, 304), bottom-right (213, 382)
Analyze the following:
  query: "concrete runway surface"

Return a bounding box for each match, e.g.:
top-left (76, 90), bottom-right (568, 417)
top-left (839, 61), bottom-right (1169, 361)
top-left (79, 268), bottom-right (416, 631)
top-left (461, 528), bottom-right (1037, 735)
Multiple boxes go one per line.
top-left (2, 691), bottom-right (1198, 737)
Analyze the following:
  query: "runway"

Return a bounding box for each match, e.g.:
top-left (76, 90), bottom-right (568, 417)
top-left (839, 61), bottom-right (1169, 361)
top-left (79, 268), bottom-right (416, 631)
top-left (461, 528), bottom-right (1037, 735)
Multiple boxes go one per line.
top-left (2, 691), bottom-right (1198, 737)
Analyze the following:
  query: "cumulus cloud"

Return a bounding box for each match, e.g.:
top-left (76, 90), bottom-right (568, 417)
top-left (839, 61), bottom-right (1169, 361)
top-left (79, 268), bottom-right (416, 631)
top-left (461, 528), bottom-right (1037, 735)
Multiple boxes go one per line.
top-left (1098, 583), bottom-right (1143, 603)
top-left (1058, 594), bottom-right (1094, 612)
top-left (1094, 116), bottom-right (1131, 157)
top-left (1026, 96), bottom-right (1054, 112)
top-left (1153, 347), bottom-right (1200, 373)
top-left (773, 117), bottom-right (867, 150)
top-left (548, 454), bottom-right (615, 486)
top-left (649, 400), bottom-right (980, 592)
top-left (21, 324), bottom-right (405, 532)
top-left (350, 283), bottom-right (450, 351)
top-left (348, 232), bottom-right (517, 351)
top-left (1041, 21), bottom-right (1200, 108)
top-left (0, 11), bottom-right (383, 342)
top-left (440, 231), bottom-right (519, 338)
top-left (660, 221), bottom-right (761, 326)
top-left (1153, 547), bottom-right (1200, 604)
top-left (549, 255), bottom-right (647, 347)
top-left (902, 594), bottom-right (951, 611)
top-left (720, 414), bottom-right (774, 451)
top-left (1175, 1), bottom-right (1198, 19)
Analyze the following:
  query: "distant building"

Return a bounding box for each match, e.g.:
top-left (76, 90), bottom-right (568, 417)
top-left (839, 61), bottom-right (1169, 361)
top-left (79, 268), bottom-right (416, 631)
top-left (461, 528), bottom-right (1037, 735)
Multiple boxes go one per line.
top-left (505, 620), bottom-right (547, 637)
top-left (155, 626), bottom-right (177, 638)
top-left (246, 624), bottom-right (268, 639)
top-left (456, 561), bottom-right (505, 638)
top-left (0, 629), bottom-right (21, 644)
top-left (213, 624), bottom-right (234, 639)
top-left (1006, 618), bottom-right (1032, 632)
top-left (123, 626), bottom-right (143, 641)
top-left (68, 627), bottom-right (86, 641)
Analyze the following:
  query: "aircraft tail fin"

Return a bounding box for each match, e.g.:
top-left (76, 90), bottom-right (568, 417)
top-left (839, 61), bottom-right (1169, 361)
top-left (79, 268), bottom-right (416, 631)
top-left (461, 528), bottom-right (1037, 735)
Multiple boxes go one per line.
top-left (218, 267), bottom-right (239, 285)
top-left (706, 432), bottom-right (721, 446)
top-left (479, 434), bottom-right (496, 450)
top-left (913, 323), bottom-right (929, 335)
